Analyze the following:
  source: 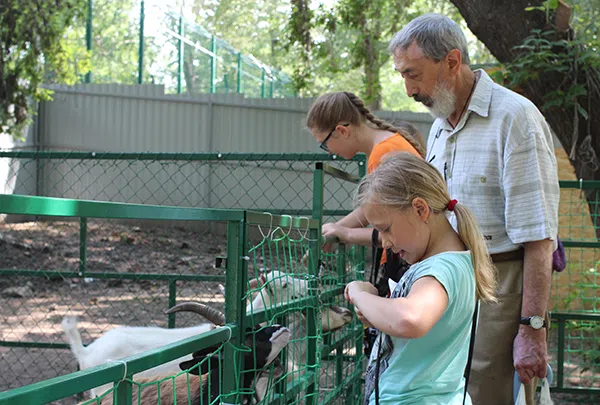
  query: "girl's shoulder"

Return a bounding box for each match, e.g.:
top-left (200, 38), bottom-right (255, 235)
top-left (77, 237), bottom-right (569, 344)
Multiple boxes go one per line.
top-left (404, 251), bottom-right (473, 297)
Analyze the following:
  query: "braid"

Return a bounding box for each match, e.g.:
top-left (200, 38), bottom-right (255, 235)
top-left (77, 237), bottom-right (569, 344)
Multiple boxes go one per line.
top-left (343, 92), bottom-right (426, 158)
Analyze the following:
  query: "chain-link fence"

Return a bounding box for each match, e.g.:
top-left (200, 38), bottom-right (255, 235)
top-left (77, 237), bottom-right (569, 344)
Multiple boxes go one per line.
top-left (3, 151), bottom-right (600, 402)
top-left (548, 181), bottom-right (600, 403)
top-left (0, 152), bottom-right (366, 404)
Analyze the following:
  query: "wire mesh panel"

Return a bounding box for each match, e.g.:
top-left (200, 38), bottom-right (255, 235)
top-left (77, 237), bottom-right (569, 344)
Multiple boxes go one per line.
top-left (549, 181), bottom-right (600, 402)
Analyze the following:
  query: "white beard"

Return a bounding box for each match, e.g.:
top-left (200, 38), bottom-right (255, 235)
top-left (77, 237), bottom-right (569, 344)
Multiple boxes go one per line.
top-left (426, 81), bottom-right (457, 119)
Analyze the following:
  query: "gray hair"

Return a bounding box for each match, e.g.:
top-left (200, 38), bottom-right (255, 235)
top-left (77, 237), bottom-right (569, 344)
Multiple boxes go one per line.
top-left (388, 13), bottom-right (470, 65)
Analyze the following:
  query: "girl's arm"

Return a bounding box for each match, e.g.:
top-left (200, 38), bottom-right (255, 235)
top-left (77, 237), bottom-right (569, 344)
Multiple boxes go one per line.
top-left (334, 206), bottom-right (368, 228)
top-left (346, 277), bottom-right (448, 339)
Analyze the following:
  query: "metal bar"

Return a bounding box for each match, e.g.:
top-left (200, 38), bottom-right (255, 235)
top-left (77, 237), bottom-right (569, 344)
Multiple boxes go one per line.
top-left (558, 180), bottom-right (600, 189)
top-left (222, 219), bottom-right (247, 404)
top-left (138, 0), bottom-right (145, 84)
top-left (561, 240), bottom-right (600, 248)
top-left (550, 312), bottom-right (600, 321)
top-left (0, 341), bottom-right (71, 349)
top-left (557, 318), bottom-right (565, 390)
top-left (85, 0), bottom-right (92, 83)
top-left (0, 269), bottom-right (226, 282)
top-left (0, 327), bottom-right (234, 404)
top-left (306, 162), bottom-right (325, 405)
top-left (168, 279), bottom-right (177, 328)
top-left (335, 243), bottom-right (346, 387)
top-left (177, 14), bottom-right (184, 94)
top-left (79, 217), bottom-right (87, 277)
top-left (261, 68), bottom-right (266, 98)
top-left (237, 52), bottom-right (243, 94)
top-left (323, 164), bottom-right (361, 184)
top-left (0, 195), bottom-right (245, 222)
top-left (0, 151), bottom-right (365, 162)
top-left (210, 35), bottom-right (217, 93)
top-left (115, 377), bottom-right (133, 405)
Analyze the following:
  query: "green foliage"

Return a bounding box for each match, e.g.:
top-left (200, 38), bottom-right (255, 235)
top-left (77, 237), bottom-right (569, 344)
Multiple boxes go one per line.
top-left (0, 0), bottom-right (87, 140)
top-left (503, 27), bottom-right (599, 118)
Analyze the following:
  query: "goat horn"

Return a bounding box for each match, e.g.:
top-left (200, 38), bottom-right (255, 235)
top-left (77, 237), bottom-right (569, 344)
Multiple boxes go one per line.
top-left (165, 302), bottom-right (225, 326)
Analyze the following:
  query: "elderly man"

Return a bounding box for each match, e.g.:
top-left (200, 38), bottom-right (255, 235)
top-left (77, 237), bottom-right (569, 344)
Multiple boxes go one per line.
top-left (388, 13), bottom-right (559, 405)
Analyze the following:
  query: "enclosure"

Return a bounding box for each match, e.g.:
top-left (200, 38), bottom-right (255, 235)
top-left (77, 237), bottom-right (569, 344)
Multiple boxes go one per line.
top-left (1, 150), bottom-right (600, 404)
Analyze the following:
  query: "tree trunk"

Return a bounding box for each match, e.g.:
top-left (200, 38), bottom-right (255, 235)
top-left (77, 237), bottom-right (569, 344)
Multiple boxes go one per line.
top-left (450, 0), bottom-right (600, 236)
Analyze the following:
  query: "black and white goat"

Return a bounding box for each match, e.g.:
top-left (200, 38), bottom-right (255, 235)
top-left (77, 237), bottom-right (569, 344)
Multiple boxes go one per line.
top-left (95, 323), bottom-right (290, 405)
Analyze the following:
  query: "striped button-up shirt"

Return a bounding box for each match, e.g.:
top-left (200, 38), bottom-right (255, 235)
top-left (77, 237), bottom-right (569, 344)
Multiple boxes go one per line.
top-left (426, 70), bottom-right (559, 254)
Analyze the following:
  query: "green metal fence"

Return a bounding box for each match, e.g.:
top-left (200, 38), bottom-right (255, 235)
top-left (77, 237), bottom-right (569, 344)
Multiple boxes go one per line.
top-left (61, 0), bottom-right (295, 97)
top-left (0, 191), bottom-right (365, 404)
top-left (2, 151), bottom-right (600, 402)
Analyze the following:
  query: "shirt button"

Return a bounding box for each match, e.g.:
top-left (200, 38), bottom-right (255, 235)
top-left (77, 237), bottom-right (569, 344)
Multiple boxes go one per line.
top-left (480, 176), bottom-right (487, 183)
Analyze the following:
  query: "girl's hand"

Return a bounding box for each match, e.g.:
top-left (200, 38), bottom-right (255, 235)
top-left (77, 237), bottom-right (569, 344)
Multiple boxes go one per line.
top-left (355, 307), bottom-right (374, 328)
top-left (344, 281), bottom-right (378, 304)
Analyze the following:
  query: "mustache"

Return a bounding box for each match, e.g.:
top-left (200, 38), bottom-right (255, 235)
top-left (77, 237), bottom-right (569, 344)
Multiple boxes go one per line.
top-left (413, 95), bottom-right (433, 104)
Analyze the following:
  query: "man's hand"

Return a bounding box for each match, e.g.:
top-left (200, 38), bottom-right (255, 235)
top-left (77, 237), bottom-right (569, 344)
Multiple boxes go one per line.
top-left (514, 326), bottom-right (548, 384)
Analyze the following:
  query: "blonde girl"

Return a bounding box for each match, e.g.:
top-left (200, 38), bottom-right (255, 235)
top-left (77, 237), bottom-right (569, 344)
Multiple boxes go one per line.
top-left (344, 151), bottom-right (496, 405)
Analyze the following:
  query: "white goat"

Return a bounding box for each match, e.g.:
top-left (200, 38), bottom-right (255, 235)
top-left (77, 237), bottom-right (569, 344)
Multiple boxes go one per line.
top-left (62, 303), bottom-right (225, 399)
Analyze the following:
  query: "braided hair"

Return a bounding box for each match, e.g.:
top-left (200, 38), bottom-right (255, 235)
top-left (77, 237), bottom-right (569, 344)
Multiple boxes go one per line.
top-left (306, 91), bottom-right (425, 157)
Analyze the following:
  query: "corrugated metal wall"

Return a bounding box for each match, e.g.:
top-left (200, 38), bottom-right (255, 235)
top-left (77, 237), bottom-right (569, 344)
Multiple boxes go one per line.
top-left (4, 84), bottom-right (434, 212)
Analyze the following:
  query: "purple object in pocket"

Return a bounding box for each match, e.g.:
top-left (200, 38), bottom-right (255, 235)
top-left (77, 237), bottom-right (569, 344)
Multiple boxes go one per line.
top-left (552, 237), bottom-right (566, 272)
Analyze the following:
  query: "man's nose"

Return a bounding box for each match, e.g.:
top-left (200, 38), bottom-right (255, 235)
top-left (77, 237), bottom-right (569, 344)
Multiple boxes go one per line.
top-left (405, 82), bottom-right (418, 98)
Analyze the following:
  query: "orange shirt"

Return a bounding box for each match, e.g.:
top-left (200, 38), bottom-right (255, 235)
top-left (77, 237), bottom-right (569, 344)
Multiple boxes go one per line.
top-left (367, 133), bottom-right (421, 174)
top-left (367, 133), bottom-right (422, 265)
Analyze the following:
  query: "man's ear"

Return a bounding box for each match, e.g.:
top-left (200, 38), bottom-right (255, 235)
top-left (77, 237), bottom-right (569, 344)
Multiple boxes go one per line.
top-left (411, 197), bottom-right (430, 223)
top-left (446, 49), bottom-right (462, 73)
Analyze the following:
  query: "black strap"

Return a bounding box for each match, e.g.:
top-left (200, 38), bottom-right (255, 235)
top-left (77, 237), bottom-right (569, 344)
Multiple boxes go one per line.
top-left (370, 229), bottom-right (381, 286)
top-left (463, 301), bottom-right (479, 405)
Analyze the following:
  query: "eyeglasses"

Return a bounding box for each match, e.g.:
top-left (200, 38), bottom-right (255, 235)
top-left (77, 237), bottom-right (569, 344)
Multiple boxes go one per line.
top-left (320, 123), bottom-right (349, 152)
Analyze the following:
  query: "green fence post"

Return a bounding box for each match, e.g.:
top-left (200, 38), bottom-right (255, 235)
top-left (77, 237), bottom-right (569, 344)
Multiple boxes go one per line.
top-left (335, 243), bottom-right (346, 387)
top-left (261, 68), bottom-right (266, 98)
top-left (168, 279), bottom-right (177, 328)
top-left (270, 78), bottom-right (274, 98)
top-left (237, 52), bottom-right (243, 94)
top-left (306, 162), bottom-right (325, 405)
top-left (210, 36), bottom-right (217, 93)
top-left (79, 217), bottom-right (87, 278)
top-left (177, 14), bottom-right (184, 94)
top-left (85, 0), bottom-right (92, 83)
top-left (354, 157), bottom-right (368, 401)
top-left (138, 0), bottom-right (145, 84)
top-left (557, 318), bottom-right (565, 389)
top-left (222, 218), bottom-right (248, 404)
top-left (114, 375), bottom-right (133, 405)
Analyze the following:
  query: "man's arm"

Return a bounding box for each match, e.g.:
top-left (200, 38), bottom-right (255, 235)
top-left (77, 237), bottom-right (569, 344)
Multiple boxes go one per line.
top-left (514, 238), bottom-right (553, 384)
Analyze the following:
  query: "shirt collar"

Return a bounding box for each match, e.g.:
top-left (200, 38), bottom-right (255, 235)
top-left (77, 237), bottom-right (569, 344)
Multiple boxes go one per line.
top-left (469, 68), bottom-right (493, 118)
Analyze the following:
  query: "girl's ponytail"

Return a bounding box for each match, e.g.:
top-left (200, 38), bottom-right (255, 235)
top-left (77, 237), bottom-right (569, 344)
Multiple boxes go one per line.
top-left (452, 202), bottom-right (497, 302)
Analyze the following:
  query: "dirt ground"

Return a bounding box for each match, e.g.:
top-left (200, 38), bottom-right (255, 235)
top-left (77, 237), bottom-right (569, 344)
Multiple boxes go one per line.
top-left (1, 148), bottom-right (600, 404)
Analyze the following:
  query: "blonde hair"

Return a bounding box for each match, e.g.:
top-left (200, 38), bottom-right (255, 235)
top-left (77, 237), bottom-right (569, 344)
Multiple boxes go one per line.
top-left (356, 152), bottom-right (496, 302)
top-left (306, 92), bottom-right (425, 157)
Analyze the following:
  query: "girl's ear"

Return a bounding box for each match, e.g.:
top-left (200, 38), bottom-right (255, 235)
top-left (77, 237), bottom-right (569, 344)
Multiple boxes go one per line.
top-left (411, 197), bottom-right (430, 223)
top-left (338, 124), bottom-right (350, 139)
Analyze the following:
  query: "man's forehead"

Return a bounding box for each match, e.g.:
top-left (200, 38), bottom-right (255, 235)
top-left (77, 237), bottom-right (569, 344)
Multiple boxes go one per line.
top-left (393, 42), bottom-right (427, 70)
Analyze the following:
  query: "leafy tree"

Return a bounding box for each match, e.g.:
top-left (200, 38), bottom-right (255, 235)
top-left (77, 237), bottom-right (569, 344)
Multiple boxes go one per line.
top-left (0, 0), bottom-right (87, 140)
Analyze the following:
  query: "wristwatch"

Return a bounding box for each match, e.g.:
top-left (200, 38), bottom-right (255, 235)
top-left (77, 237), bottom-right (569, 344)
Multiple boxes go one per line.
top-left (520, 315), bottom-right (547, 330)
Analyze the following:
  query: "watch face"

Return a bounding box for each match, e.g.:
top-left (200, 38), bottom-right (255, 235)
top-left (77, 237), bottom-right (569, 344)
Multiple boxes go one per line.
top-left (530, 316), bottom-right (544, 329)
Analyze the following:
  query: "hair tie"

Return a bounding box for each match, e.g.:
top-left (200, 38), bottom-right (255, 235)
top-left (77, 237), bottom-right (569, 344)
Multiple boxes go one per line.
top-left (447, 199), bottom-right (458, 211)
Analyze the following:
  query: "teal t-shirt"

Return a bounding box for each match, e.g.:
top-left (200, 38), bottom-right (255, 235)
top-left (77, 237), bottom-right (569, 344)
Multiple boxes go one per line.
top-left (369, 251), bottom-right (476, 405)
